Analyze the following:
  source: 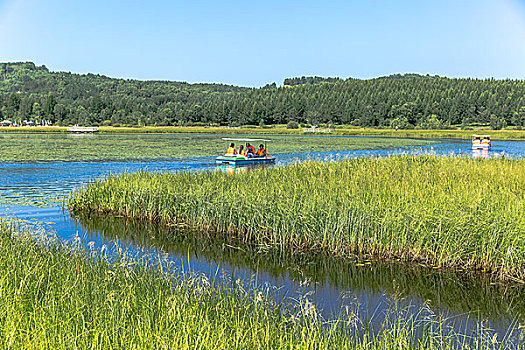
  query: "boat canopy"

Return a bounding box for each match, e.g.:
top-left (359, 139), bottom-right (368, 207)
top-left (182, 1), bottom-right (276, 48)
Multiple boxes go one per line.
top-left (221, 138), bottom-right (272, 142)
top-left (472, 134), bottom-right (491, 139)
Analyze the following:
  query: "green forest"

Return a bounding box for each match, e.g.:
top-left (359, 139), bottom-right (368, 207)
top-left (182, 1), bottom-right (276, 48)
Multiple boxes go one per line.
top-left (1, 61), bottom-right (525, 129)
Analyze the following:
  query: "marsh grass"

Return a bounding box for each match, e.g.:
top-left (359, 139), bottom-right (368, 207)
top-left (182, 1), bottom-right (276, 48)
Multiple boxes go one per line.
top-left (0, 194), bottom-right (63, 207)
top-left (0, 223), bottom-right (521, 349)
top-left (4, 125), bottom-right (525, 140)
top-left (323, 128), bottom-right (525, 140)
top-left (0, 133), bottom-right (433, 162)
top-left (69, 156), bottom-right (525, 282)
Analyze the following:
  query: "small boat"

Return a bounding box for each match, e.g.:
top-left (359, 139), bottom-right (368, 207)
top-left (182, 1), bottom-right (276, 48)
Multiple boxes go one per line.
top-left (472, 134), bottom-right (491, 149)
top-left (67, 125), bottom-right (99, 133)
top-left (215, 138), bottom-right (276, 166)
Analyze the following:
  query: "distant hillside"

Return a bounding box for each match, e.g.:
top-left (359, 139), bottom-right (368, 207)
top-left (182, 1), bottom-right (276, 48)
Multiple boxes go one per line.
top-left (1, 62), bottom-right (525, 129)
top-left (0, 62), bottom-right (247, 126)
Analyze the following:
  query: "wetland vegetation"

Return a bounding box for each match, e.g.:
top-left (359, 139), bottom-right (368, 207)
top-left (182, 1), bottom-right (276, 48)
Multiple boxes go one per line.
top-left (7, 125), bottom-right (525, 143)
top-left (0, 133), bottom-right (434, 162)
top-left (69, 156), bottom-right (525, 282)
top-left (0, 223), bottom-right (521, 349)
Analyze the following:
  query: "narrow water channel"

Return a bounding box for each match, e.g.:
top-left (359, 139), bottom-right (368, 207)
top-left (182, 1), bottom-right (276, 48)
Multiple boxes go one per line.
top-left (1, 136), bottom-right (524, 345)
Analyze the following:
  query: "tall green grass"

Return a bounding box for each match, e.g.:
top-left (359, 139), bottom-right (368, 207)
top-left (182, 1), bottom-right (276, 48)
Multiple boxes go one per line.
top-left (69, 156), bottom-right (525, 282)
top-left (0, 223), bottom-right (521, 349)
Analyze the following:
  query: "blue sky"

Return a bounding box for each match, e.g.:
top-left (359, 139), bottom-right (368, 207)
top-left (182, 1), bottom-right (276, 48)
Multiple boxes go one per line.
top-left (1, 0), bottom-right (525, 86)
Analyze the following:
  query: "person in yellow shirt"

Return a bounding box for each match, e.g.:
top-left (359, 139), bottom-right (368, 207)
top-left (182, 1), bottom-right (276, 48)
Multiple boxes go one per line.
top-left (238, 145), bottom-right (246, 156)
top-left (226, 143), bottom-right (236, 155)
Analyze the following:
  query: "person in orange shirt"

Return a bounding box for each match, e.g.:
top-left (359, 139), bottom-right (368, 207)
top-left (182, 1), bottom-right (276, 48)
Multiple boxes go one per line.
top-left (255, 144), bottom-right (266, 157)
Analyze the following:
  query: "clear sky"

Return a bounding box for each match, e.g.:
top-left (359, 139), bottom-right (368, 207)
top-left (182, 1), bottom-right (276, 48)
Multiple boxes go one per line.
top-left (1, 0), bottom-right (525, 86)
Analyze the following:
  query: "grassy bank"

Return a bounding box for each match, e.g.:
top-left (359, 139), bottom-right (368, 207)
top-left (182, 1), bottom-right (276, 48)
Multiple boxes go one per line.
top-left (0, 133), bottom-right (433, 162)
top-left (69, 156), bottom-right (525, 282)
top-left (3, 125), bottom-right (525, 140)
top-left (0, 224), bottom-right (520, 349)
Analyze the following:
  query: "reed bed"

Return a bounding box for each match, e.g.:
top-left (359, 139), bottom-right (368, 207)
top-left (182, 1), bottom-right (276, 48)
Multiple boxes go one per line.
top-left (69, 156), bottom-right (525, 282)
top-left (0, 223), bottom-right (521, 349)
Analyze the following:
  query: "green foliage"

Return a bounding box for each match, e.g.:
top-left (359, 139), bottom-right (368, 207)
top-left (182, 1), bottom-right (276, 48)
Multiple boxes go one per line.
top-left (0, 62), bottom-right (245, 127)
top-left (389, 116), bottom-right (413, 129)
top-left (69, 156), bottom-right (525, 282)
top-left (490, 114), bottom-right (508, 130)
top-left (286, 120), bottom-right (299, 129)
top-left (2, 62), bottom-right (525, 129)
top-left (419, 114), bottom-right (443, 129)
top-left (282, 76), bottom-right (342, 86)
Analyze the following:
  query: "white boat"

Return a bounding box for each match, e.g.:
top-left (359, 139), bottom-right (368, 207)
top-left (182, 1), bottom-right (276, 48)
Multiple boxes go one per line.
top-left (67, 125), bottom-right (99, 133)
top-left (472, 134), bottom-right (491, 149)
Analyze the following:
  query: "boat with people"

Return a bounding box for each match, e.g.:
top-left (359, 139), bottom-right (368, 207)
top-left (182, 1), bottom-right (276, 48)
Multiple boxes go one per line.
top-left (472, 134), bottom-right (491, 149)
top-left (215, 138), bottom-right (276, 166)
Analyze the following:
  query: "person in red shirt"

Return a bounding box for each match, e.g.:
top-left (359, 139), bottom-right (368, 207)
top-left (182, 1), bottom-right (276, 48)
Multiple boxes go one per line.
top-left (246, 143), bottom-right (255, 158)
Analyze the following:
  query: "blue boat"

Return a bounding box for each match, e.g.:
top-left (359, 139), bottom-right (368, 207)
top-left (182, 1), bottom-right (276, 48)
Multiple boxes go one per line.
top-left (215, 138), bottom-right (276, 166)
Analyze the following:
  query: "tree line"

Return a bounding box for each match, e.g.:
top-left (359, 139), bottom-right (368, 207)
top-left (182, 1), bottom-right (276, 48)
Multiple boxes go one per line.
top-left (1, 62), bottom-right (525, 129)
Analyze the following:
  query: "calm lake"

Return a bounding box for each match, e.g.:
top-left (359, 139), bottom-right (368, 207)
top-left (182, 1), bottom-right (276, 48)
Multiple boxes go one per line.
top-left (1, 133), bottom-right (524, 343)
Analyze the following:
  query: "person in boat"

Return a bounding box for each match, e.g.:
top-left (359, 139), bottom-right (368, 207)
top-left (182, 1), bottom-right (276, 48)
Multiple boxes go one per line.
top-left (246, 143), bottom-right (255, 158)
top-left (255, 144), bottom-right (266, 157)
top-left (226, 143), bottom-right (236, 155)
top-left (238, 145), bottom-right (246, 156)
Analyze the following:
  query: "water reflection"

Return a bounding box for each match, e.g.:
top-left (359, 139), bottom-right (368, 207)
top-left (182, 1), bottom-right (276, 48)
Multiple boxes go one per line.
top-left (73, 213), bottom-right (525, 330)
top-left (217, 163), bottom-right (275, 174)
top-left (472, 148), bottom-right (489, 159)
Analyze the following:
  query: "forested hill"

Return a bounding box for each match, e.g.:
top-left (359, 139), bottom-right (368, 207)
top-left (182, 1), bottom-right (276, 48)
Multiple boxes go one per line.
top-left (0, 62), bottom-right (248, 126)
top-left (1, 61), bottom-right (525, 129)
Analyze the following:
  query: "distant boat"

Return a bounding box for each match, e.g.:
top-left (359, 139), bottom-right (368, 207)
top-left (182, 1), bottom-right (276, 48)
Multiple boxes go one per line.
top-left (67, 125), bottom-right (99, 133)
top-left (472, 134), bottom-right (491, 149)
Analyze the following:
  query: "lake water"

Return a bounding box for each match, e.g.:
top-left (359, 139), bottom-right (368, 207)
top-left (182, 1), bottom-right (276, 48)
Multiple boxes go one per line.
top-left (1, 134), bottom-right (524, 344)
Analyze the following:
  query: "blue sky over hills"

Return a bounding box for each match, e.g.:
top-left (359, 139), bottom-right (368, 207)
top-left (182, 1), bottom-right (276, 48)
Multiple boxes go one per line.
top-left (1, 0), bottom-right (525, 86)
